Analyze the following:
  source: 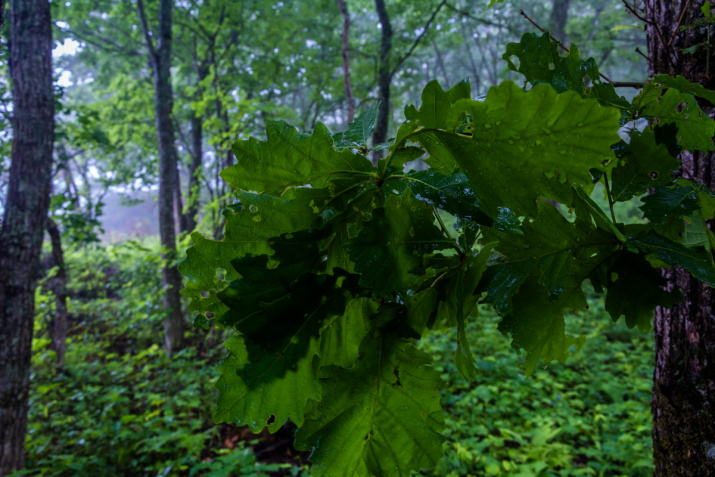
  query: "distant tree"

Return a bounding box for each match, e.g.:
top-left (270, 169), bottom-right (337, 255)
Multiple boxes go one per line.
top-left (136, 0), bottom-right (186, 354)
top-left (0, 0), bottom-right (55, 472)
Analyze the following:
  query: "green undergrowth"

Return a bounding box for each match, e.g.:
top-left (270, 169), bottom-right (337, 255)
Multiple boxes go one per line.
top-left (21, 239), bottom-right (653, 476)
top-left (19, 241), bottom-right (298, 477)
top-left (420, 299), bottom-right (654, 477)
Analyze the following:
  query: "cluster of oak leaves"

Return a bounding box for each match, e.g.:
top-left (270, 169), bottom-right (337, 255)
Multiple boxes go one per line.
top-left (179, 32), bottom-right (715, 476)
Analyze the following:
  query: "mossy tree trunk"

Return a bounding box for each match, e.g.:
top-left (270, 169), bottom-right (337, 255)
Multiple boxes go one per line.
top-left (645, 1), bottom-right (715, 475)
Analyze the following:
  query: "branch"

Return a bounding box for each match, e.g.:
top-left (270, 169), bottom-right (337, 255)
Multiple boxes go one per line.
top-left (390, 0), bottom-right (448, 78)
top-left (444, 2), bottom-right (508, 29)
top-left (136, 0), bottom-right (158, 68)
top-left (666, 0), bottom-right (693, 49)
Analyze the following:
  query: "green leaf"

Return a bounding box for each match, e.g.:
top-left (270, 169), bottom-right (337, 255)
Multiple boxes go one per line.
top-left (634, 84), bottom-right (715, 151)
top-left (225, 120), bottom-right (373, 194)
top-left (334, 103), bottom-right (380, 150)
top-left (214, 334), bottom-right (322, 432)
top-left (179, 188), bottom-right (338, 321)
top-left (412, 82), bottom-right (621, 217)
top-left (451, 245), bottom-right (495, 380)
top-left (571, 187), bottom-right (626, 242)
top-left (653, 74), bottom-right (715, 106)
top-left (405, 79), bottom-right (471, 130)
top-left (610, 128), bottom-right (680, 202)
top-left (396, 169), bottom-right (493, 225)
top-left (639, 184), bottom-right (700, 225)
top-left (498, 279), bottom-right (587, 375)
top-left (628, 230), bottom-right (715, 286)
top-left (481, 200), bottom-right (618, 314)
top-left (295, 334), bottom-right (445, 476)
top-left (503, 32), bottom-right (631, 110)
top-left (215, 280), bottom-right (373, 432)
top-left (602, 252), bottom-right (682, 330)
top-left (346, 189), bottom-right (453, 296)
top-left (682, 213), bottom-right (715, 252)
top-left (179, 233), bottom-right (244, 320)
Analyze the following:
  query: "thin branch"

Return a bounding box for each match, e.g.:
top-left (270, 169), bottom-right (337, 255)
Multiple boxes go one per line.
top-left (173, 113), bottom-right (195, 160)
top-left (444, 1), bottom-right (509, 29)
top-left (621, 0), bottom-right (672, 69)
top-left (666, 0), bottom-right (693, 49)
top-left (390, 0), bottom-right (448, 78)
top-left (136, 0), bottom-right (158, 68)
top-left (70, 28), bottom-right (141, 57)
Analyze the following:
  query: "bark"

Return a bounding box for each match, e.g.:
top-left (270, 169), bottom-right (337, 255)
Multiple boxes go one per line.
top-left (548, 0), bottom-right (570, 45)
top-left (46, 218), bottom-right (68, 368)
top-left (137, 0), bottom-right (185, 354)
top-left (0, 0), bottom-right (55, 472)
top-left (372, 0), bottom-right (392, 163)
top-left (645, 1), bottom-right (715, 475)
top-left (336, 0), bottom-right (355, 124)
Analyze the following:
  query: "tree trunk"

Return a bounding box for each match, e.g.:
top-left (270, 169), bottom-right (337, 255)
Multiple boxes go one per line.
top-left (184, 108), bottom-right (203, 233)
top-left (46, 218), bottom-right (69, 368)
top-left (372, 0), bottom-right (392, 163)
top-left (645, 1), bottom-right (715, 475)
top-left (336, 0), bottom-right (355, 124)
top-left (0, 0), bottom-right (55, 472)
top-left (137, 0), bottom-right (185, 354)
top-left (0, 0), bottom-right (5, 32)
top-left (548, 0), bottom-right (570, 45)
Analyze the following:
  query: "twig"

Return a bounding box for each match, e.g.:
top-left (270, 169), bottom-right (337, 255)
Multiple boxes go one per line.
top-left (602, 172), bottom-right (618, 224)
top-left (621, 0), bottom-right (672, 70)
top-left (666, 0), bottom-right (693, 49)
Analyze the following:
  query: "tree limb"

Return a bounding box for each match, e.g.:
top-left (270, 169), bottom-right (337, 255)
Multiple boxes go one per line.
top-left (391, 0), bottom-right (448, 79)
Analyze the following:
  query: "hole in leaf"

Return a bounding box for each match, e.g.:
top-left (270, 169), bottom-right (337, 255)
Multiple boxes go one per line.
top-left (267, 415), bottom-right (275, 425)
top-left (650, 171), bottom-right (658, 179)
top-left (205, 311), bottom-right (214, 319)
top-left (200, 291), bottom-right (209, 298)
top-left (676, 102), bottom-right (686, 113)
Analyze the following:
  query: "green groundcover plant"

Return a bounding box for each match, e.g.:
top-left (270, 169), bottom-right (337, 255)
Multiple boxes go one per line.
top-left (179, 32), bottom-right (715, 476)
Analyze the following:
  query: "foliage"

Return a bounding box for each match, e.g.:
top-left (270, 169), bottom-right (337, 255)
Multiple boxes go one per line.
top-left (179, 32), bottom-right (715, 476)
top-left (19, 241), bottom-right (296, 477)
top-left (426, 299), bottom-right (654, 477)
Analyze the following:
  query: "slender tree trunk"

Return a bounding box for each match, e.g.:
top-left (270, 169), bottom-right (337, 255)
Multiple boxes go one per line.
top-left (372, 0), bottom-right (392, 162)
top-left (336, 0), bottom-right (355, 124)
top-left (432, 41), bottom-right (449, 87)
top-left (548, 0), bottom-right (570, 45)
top-left (0, 0), bottom-right (55, 472)
top-left (137, 0), bottom-right (185, 354)
top-left (0, 0), bottom-right (5, 32)
top-left (174, 167), bottom-right (188, 235)
top-left (46, 218), bottom-right (68, 368)
top-left (184, 108), bottom-right (203, 233)
top-left (645, 1), bottom-right (715, 475)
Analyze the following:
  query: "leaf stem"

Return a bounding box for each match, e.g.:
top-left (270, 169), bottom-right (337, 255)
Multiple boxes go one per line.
top-left (602, 171), bottom-right (618, 224)
top-left (433, 206), bottom-right (463, 255)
